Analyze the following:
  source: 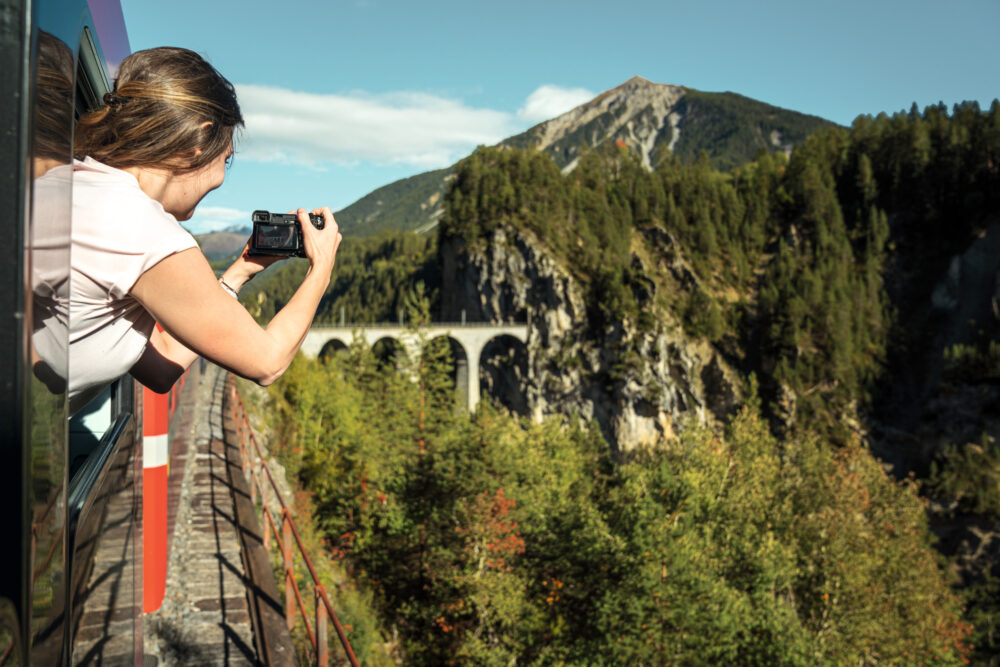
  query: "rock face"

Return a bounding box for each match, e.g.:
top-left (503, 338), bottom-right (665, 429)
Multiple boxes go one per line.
top-left (513, 76), bottom-right (686, 172)
top-left (440, 226), bottom-right (740, 451)
top-left (874, 222), bottom-right (1000, 473)
top-left (867, 222), bottom-right (1000, 592)
top-left (928, 222), bottom-right (1000, 363)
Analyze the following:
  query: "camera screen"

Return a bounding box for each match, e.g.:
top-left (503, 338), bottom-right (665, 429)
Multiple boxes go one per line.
top-left (255, 223), bottom-right (297, 249)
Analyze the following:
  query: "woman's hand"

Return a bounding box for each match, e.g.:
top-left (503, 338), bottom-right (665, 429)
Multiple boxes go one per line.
top-left (212, 206), bottom-right (340, 296)
top-left (218, 238), bottom-right (286, 294)
top-left (297, 206), bottom-right (342, 273)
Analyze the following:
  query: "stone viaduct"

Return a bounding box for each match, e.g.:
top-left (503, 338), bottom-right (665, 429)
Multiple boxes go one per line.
top-left (300, 323), bottom-right (529, 413)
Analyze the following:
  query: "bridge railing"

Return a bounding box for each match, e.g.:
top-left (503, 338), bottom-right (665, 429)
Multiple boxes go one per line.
top-left (226, 377), bottom-right (359, 667)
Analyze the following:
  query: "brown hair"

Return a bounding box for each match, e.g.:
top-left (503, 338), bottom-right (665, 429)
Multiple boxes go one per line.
top-left (35, 31), bottom-right (75, 164)
top-left (74, 47), bottom-right (243, 171)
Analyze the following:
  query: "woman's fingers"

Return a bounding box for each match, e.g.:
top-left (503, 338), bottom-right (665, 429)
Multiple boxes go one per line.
top-left (312, 207), bottom-right (343, 253)
top-left (297, 206), bottom-right (341, 270)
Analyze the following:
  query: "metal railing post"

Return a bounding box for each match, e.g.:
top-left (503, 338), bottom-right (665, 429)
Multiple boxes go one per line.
top-left (284, 511), bottom-right (296, 631)
top-left (230, 378), bottom-right (358, 666)
top-left (262, 482), bottom-right (271, 550)
top-left (241, 418), bottom-right (249, 477)
top-left (250, 457), bottom-right (258, 505)
top-left (315, 587), bottom-right (329, 667)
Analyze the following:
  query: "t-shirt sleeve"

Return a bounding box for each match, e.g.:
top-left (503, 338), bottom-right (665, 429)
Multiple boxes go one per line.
top-left (72, 186), bottom-right (198, 301)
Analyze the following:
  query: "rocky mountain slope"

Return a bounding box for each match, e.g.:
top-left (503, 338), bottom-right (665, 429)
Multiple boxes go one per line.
top-left (439, 225), bottom-right (741, 450)
top-left (500, 76), bottom-right (687, 172)
top-left (333, 76), bottom-right (835, 236)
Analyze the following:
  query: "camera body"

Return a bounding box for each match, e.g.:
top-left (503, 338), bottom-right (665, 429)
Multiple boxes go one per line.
top-left (248, 210), bottom-right (325, 258)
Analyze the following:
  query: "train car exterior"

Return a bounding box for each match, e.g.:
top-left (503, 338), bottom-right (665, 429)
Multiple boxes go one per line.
top-left (0, 0), bottom-right (140, 663)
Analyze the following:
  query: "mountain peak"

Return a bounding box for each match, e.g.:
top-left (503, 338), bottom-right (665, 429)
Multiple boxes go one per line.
top-left (512, 77), bottom-right (687, 170)
top-left (606, 75), bottom-right (683, 96)
top-left (621, 75), bottom-right (653, 87)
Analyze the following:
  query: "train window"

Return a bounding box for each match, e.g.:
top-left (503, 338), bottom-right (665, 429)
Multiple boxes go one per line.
top-left (11, 5), bottom-right (141, 663)
top-left (67, 24), bottom-right (134, 480)
top-left (27, 26), bottom-right (75, 664)
top-left (74, 27), bottom-right (109, 117)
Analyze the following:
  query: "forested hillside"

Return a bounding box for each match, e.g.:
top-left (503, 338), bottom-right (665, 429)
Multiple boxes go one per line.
top-left (244, 100), bottom-right (1000, 663)
top-left (439, 101), bottom-right (999, 451)
top-left (242, 231), bottom-right (438, 325)
top-left (333, 167), bottom-right (452, 237)
top-left (260, 349), bottom-right (970, 664)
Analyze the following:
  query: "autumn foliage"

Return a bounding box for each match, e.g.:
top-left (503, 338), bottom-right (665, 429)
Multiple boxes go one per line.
top-left (266, 350), bottom-right (970, 664)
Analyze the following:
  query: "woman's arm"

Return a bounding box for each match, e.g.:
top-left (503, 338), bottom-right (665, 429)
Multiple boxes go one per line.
top-left (129, 208), bottom-right (341, 388)
top-left (129, 244), bottom-right (281, 391)
top-left (131, 224), bottom-right (294, 391)
top-left (128, 326), bottom-right (194, 393)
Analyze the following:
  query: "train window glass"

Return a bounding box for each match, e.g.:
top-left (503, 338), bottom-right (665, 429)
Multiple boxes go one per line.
top-left (74, 27), bottom-right (108, 118)
top-left (28, 27), bottom-right (75, 665)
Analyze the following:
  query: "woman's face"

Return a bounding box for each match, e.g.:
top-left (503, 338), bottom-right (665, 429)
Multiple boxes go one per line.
top-left (163, 144), bottom-right (231, 221)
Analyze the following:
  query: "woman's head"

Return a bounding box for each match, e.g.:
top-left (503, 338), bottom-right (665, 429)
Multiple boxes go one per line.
top-left (74, 47), bottom-right (243, 172)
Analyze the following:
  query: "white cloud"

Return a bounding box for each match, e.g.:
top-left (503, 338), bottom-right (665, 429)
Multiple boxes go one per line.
top-left (229, 83), bottom-right (598, 171)
top-left (517, 85), bottom-right (595, 124)
top-left (235, 84), bottom-right (517, 169)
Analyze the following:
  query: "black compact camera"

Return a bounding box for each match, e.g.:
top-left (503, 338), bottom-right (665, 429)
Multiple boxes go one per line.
top-left (248, 209), bottom-right (325, 257)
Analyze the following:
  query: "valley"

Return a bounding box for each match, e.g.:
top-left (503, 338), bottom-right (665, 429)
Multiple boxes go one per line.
top-left (210, 80), bottom-right (999, 664)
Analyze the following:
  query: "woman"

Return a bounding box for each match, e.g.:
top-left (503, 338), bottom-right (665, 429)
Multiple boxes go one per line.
top-left (60, 47), bottom-right (342, 412)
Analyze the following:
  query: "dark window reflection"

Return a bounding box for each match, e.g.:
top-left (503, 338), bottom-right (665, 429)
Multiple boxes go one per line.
top-left (27, 29), bottom-right (74, 665)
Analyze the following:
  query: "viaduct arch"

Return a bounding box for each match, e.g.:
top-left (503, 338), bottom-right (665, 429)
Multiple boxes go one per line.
top-left (301, 324), bottom-right (529, 413)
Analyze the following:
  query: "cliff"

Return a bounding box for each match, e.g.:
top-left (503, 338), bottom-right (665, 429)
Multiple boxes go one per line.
top-left (440, 224), bottom-right (740, 451)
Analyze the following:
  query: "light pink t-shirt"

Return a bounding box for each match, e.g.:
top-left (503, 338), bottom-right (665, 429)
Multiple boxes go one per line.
top-left (43, 157), bottom-right (198, 413)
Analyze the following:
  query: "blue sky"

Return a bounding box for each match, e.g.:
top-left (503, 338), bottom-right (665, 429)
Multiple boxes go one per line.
top-left (121, 0), bottom-right (999, 234)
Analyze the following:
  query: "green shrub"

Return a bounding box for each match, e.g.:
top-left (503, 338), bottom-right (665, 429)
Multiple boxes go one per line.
top-left (929, 433), bottom-right (1000, 519)
top-left (263, 352), bottom-right (971, 664)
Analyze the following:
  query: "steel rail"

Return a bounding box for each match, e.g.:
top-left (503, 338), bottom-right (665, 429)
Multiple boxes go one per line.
top-left (287, 555), bottom-right (318, 648)
top-left (226, 378), bottom-right (359, 667)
